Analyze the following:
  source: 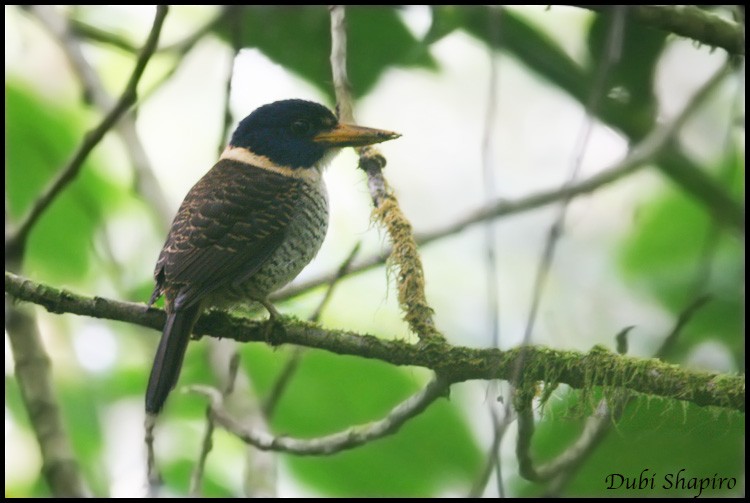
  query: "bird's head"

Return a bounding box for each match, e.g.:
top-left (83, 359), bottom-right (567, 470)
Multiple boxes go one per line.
top-left (228, 99), bottom-right (400, 169)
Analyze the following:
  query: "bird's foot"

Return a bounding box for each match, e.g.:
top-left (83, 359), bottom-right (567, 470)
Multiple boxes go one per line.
top-left (259, 299), bottom-right (286, 345)
top-left (259, 298), bottom-right (282, 319)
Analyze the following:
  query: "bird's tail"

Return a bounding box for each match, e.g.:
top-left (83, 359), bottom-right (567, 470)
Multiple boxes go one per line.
top-left (146, 304), bottom-right (201, 414)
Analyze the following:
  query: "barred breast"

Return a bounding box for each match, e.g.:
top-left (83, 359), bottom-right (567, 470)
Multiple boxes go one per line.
top-left (223, 175), bottom-right (329, 304)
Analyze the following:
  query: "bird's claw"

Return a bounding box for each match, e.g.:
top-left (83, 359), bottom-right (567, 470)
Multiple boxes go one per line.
top-left (260, 299), bottom-right (286, 344)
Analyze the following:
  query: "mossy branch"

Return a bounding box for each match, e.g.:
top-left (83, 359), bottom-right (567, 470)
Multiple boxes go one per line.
top-left (328, 5), bottom-right (443, 342)
top-left (5, 271), bottom-right (744, 413)
top-left (358, 149), bottom-right (442, 341)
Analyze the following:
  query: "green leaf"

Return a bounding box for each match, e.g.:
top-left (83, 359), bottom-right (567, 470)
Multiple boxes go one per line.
top-left (346, 7), bottom-right (437, 95)
top-left (213, 6), bottom-right (435, 100)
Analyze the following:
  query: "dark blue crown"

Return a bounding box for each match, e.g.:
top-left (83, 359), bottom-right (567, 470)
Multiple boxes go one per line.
top-left (230, 99), bottom-right (338, 169)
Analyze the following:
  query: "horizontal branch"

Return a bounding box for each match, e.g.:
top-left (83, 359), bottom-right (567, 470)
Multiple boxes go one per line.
top-left (6, 271), bottom-right (745, 413)
top-left (573, 5), bottom-right (744, 56)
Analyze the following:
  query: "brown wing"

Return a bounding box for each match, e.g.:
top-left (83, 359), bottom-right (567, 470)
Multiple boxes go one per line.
top-left (151, 159), bottom-right (301, 311)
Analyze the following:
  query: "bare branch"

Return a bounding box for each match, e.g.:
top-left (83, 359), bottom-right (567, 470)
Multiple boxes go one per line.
top-left (217, 6), bottom-right (244, 155)
top-left (8, 6), bottom-right (169, 253)
top-left (190, 376), bottom-right (450, 455)
top-left (71, 8), bottom-right (224, 56)
top-left (29, 5), bottom-right (172, 229)
top-left (5, 301), bottom-right (90, 497)
top-left (190, 353), bottom-right (241, 496)
top-left (475, 7), bottom-right (509, 498)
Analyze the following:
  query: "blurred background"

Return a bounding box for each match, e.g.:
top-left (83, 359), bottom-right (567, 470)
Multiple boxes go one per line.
top-left (5, 5), bottom-right (744, 497)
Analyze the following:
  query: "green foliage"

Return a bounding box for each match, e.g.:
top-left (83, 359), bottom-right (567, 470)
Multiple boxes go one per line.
top-left (6, 82), bottom-right (125, 284)
top-left (213, 6), bottom-right (435, 102)
top-left (619, 155), bottom-right (744, 363)
top-left (436, 7), bottom-right (589, 103)
top-left (587, 8), bottom-right (665, 136)
top-left (5, 4), bottom-right (743, 498)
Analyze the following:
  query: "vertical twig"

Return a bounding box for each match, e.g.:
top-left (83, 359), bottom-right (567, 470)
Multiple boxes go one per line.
top-left (512, 5), bottom-right (626, 489)
top-left (328, 5), bottom-right (443, 342)
top-left (476, 5), bottom-right (508, 498)
top-left (189, 353), bottom-right (241, 496)
top-left (217, 6), bottom-right (244, 155)
top-left (520, 6), bottom-right (625, 346)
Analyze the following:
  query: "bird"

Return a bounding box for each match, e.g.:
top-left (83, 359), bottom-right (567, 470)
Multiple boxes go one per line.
top-left (146, 99), bottom-right (399, 414)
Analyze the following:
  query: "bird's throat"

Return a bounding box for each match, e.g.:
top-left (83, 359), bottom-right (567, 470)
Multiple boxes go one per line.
top-left (220, 146), bottom-right (325, 182)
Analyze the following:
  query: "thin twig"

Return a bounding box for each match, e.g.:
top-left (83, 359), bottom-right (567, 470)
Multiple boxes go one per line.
top-left (217, 5), bottom-right (244, 156)
top-left (475, 6), bottom-right (510, 498)
top-left (137, 10), bottom-right (227, 104)
top-left (328, 5), bottom-right (442, 341)
top-left (28, 5), bottom-right (172, 230)
top-left (70, 18), bottom-right (140, 53)
top-left (469, 386), bottom-right (512, 497)
top-left (521, 6), bottom-right (624, 347)
top-left (310, 242), bottom-right (362, 323)
top-left (192, 376), bottom-right (450, 455)
top-left (329, 6), bottom-right (354, 124)
top-left (189, 352), bottom-right (242, 496)
top-left (655, 295), bottom-right (712, 360)
top-left (71, 8), bottom-right (224, 56)
top-left (145, 413), bottom-right (160, 493)
top-left (481, 6), bottom-right (503, 352)
top-left (9, 6), bottom-right (169, 253)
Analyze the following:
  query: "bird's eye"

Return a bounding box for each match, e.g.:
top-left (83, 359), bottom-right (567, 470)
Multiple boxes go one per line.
top-left (290, 119), bottom-right (312, 136)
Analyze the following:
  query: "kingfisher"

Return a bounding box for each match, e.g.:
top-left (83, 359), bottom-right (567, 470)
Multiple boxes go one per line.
top-left (146, 99), bottom-right (399, 414)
